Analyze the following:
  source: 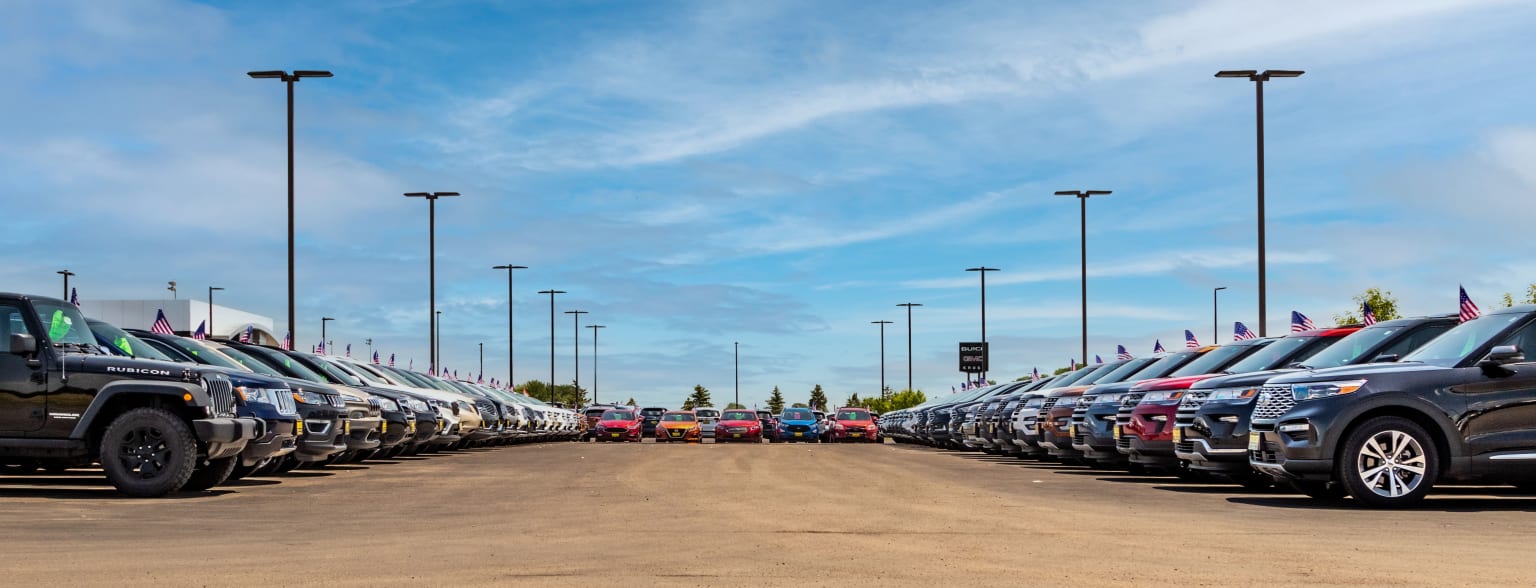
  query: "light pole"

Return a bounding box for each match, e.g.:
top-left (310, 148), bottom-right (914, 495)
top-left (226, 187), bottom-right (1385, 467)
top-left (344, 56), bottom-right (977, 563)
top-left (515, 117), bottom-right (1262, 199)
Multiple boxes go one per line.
top-left (404, 191), bottom-right (460, 369)
top-left (538, 290), bottom-right (565, 403)
top-left (1216, 68), bottom-right (1304, 336)
top-left (897, 303), bottom-right (922, 394)
top-left (1055, 190), bottom-right (1112, 363)
top-left (734, 341), bottom-right (740, 408)
top-left (493, 264), bottom-right (527, 387)
top-left (965, 266), bottom-right (999, 381)
top-left (365, 338), bottom-right (373, 358)
top-left (247, 69), bottom-right (333, 347)
top-left (434, 310), bottom-right (442, 371)
top-left (587, 325), bottom-right (605, 404)
top-left (208, 286), bottom-right (224, 336)
top-left (1213, 286), bottom-right (1227, 343)
top-left (872, 320), bottom-right (892, 399)
top-left (478, 342), bottom-right (484, 379)
top-left (57, 270), bottom-right (74, 299)
top-left (321, 317), bottom-right (334, 355)
top-left (565, 310), bottom-right (588, 397)
top-left (167, 281), bottom-right (178, 299)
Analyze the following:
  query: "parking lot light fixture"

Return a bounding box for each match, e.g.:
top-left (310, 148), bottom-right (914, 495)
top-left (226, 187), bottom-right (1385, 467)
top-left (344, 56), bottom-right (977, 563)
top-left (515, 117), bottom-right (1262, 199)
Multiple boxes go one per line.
top-left (321, 317), bottom-right (334, 354)
top-left (539, 290), bottom-right (566, 403)
top-left (208, 286), bottom-right (224, 335)
top-left (965, 266), bottom-right (1000, 381)
top-left (565, 310), bottom-right (588, 395)
top-left (405, 191), bottom-right (460, 367)
top-left (587, 325), bottom-right (605, 404)
top-left (248, 68), bottom-right (332, 347)
top-left (897, 303), bottom-right (922, 394)
top-left (1216, 68), bottom-right (1304, 336)
top-left (57, 270), bottom-right (75, 299)
top-left (493, 265), bottom-right (528, 387)
top-left (872, 320), bottom-right (893, 399)
top-left (1213, 286), bottom-right (1227, 343)
top-left (1055, 190), bottom-right (1112, 363)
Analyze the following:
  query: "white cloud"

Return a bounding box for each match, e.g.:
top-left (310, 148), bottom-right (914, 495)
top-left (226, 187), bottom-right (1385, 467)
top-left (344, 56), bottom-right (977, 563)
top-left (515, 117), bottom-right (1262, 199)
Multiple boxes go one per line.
top-left (901, 247), bottom-right (1333, 289)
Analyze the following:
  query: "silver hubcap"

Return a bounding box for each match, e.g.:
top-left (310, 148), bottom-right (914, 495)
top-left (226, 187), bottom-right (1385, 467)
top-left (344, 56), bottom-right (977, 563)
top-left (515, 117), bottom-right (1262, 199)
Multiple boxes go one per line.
top-left (1356, 430), bottom-right (1427, 498)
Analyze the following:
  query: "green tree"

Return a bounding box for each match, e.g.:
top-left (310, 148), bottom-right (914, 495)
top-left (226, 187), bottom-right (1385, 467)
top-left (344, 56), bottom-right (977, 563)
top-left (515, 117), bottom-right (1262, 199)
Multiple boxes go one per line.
top-left (725, 402), bottom-right (745, 409)
top-left (1052, 366), bottom-right (1072, 376)
top-left (844, 392), bottom-right (861, 408)
top-left (1335, 288), bottom-right (1402, 325)
top-left (808, 385), bottom-right (828, 411)
top-left (791, 402), bottom-right (808, 408)
top-left (517, 380), bottom-right (587, 407)
top-left (1497, 284), bottom-right (1536, 307)
top-left (681, 384), bottom-right (713, 410)
top-left (625, 397), bottom-right (637, 406)
top-left (865, 389), bottom-right (926, 413)
top-left (766, 386), bottom-right (785, 413)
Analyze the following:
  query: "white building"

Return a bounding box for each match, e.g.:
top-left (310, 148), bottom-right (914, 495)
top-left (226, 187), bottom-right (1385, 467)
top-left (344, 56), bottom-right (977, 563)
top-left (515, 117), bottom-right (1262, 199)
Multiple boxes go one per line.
top-left (83, 299), bottom-right (279, 345)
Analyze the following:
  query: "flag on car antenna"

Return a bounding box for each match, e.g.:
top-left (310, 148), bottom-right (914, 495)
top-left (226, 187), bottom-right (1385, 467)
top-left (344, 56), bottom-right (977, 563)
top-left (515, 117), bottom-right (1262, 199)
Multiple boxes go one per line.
top-left (192, 320), bottom-right (207, 340)
top-left (1184, 330), bottom-right (1200, 349)
top-left (1153, 339), bottom-right (1166, 353)
top-left (1362, 302), bottom-right (1377, 326)
top-left (150, 309), bottom-right (175, 335)
top-left (240, 326), bottom-right (251, 343)
top-left (1459, 286), bottom-right (1480, 323)
top-left (1291, 311), bottom-right (1315, 332)
top-left (372, 351), bottom-right (380, 364)
top-left (1116, 345), bottom-right (1132, 360)
top-left (70, 288), bottom-right (79, 307)
top-left (1234, 322), bottom-right (1257, 340)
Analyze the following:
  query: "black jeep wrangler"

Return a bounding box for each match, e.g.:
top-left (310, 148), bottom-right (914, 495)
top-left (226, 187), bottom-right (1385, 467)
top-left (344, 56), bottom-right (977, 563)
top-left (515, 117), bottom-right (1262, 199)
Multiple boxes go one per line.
top-left (0, 293), bottom-right (258, 496)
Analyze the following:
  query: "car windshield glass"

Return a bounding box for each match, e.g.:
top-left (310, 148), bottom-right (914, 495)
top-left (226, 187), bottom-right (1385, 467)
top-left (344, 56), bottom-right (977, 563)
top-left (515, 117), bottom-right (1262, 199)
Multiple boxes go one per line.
top-left (837, 409), bottom-right (870, 420)
top-left (640, 408), bottom-right (666, 417)
top-left (347, 362), bottom-right (395, 385)
top-left (1300, 326), bottom-right (1403, 369)
top-left (1223, 336), bottom-right (1319, 374)
top-left (1402, 313), bottom-right (1524, 366)
top-left (662, 413), bottom-right (695, 422)
top-left (309, 357), bottom-right (367, 386)
top-left (1092, 357), bottom-right (1158, 382)
top-left (32, 299), bottom-right (96, 346)
top-left (1168, 343), bottom-right (1262, 377)
top-left (782, 409), bottom-right (813, 420)
top-left (602, 410), bottom-right (635, 420)
top-left (213, 345), bottom-right (288, 378)
top-left (722, 410), bottom-right (755, 420)
top-left (1046, 367), bottom-right (1095, 387)
top-left (88, 320), bottom-right (177, 361)
top-left (242, 346), bottom-right (328, 382)
top-left (695, 410), bottom-right (719, 418)
top-left (383, 366), bottom-right (437, 388)
top-left (172, 338), bottom-right (246, 370)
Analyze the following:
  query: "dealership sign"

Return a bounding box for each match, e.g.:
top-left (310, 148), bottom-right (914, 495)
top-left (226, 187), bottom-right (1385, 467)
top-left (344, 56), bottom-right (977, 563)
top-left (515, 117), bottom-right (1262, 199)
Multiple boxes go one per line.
top-left (959, 342), bottom-right (988, 373)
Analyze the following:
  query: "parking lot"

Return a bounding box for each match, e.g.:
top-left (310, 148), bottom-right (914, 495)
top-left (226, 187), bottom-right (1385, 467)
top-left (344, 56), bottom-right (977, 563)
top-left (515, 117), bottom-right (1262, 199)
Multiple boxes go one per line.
top-left (1, 440), bottom-right (1533, 586)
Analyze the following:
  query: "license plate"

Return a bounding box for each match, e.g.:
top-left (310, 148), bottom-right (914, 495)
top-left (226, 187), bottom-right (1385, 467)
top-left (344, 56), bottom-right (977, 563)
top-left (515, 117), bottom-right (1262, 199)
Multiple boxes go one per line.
top-left (408, 422), bottom-right (416, 434)
top-left (1113, 425), bottom-right (1122, 440)
top-left (344, 420), bottom-right (352, 435)
top-left (1172, 427), bottom-right (1183, 442)
top-left (611, 433), bottom-right (621, 438)
top-left (381, 421), bottom-right (387, 434)
top-left (851, 432), bottom-right (862, 437)
top-left (733, 433), bottom-right (741, 438)
top-left (1248, 432), bottom-right (1260, 450)
top-left (295, 419), bottom-right (304, 435)
top-left (1069, 424), bottom-right (1078, 438)
top-left (794, 432), bottom-right (803, 437)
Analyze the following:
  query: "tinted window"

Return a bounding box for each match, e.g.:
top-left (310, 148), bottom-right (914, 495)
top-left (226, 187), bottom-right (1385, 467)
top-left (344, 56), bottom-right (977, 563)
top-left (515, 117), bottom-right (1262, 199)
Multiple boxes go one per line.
top-left (662, 413), bottom-right (695, 422)
top-left (781, 408), bottom-right (814, 420)
top-left (1375, 324), bottom-right (1453, 360)
top-left (1092, 357), bottom-right (1159, 383)
top-left (1169, 343), bottom-right (1266, 377)
top-left (88, 320), bottom-right (177, 361)
top-left (1300, 325), bottom-right (1405, 369)
top-left (837, 409), bottom-right (870, 420)
top-left (1403, 313), bottom-right (1525, 367)
top-left (722, 410), bottom-right (756, 420)
top-left (1224, 336), bottom-right (1324, 374)
top-left (239, 345), bottom-right (328, 382)
top-left (170, 338), bottom-right (245, 370)
top-left (601, 410), bottom-right (635, 420)
top-left (30, 300), bottom-right (94, 346)
top-left (213, 345), bottom-right (289, 378)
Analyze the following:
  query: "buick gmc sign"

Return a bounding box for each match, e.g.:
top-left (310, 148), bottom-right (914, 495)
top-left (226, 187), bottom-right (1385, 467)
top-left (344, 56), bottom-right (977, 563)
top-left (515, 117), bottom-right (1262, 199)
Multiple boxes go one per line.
top-left (959, 342), bottom-right (988, 373)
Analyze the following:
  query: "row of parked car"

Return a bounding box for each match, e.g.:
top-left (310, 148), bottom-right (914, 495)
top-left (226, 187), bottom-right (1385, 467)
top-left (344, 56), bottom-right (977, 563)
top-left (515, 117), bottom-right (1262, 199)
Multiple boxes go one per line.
top-left (580, 405), bottom-right (882, 443)
top-left (879, 307), bottom-right (1536, 508)
top-left (0, 292), bottom-right (582, 497)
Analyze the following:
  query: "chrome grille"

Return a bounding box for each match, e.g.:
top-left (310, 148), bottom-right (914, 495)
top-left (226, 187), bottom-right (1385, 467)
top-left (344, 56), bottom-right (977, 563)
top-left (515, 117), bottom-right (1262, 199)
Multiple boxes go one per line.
top-left (1114, 393), bottom-right (1144, 426)
top-left (205, 378), bottom-right (237, 418)
top-left (1175, 440), bottom-right (1195, 454)
top-left (1175, 391), bottom-right (1210, 428)
top-left (476, 400), bottom-right (498, 420)
top-left (1251, 385), bottom-right (1297, 423)
top-left (326, 393), bottom-right (346, 408)
top-left (273, 388), bottom-right (297, 416)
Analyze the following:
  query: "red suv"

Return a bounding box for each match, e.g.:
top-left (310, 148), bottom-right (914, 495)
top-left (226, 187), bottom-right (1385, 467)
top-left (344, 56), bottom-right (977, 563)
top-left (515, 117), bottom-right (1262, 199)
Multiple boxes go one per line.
top-left (592, 408), bottom-right (644, 442)
top-left (830, 407), bottom-right (879, 442)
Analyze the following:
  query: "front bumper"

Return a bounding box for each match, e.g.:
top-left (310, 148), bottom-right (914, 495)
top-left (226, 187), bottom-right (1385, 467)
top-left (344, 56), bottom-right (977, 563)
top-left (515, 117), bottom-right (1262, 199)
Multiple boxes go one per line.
top-left (344, 416), bottom-right (384, 451)
top-left (1178, 402), bottom-right (1258, 474)
top-left (293, 406), bottom-right (348, 462)
top-left (192, 417), bottom-right (261, 460)
top-left (239, 419), bottom-right (298, 466)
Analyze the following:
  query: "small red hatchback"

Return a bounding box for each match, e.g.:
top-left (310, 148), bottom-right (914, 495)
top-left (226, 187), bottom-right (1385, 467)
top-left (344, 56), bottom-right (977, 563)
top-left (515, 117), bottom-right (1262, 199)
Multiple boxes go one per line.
top-left (592, 408), bottom-right (643, 442)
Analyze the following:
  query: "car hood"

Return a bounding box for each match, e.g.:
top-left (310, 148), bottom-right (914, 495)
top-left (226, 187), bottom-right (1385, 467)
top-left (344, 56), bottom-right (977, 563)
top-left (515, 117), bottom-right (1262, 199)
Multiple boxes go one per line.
top-left (717, 419), bottom-right (758, 427)
top-left (1266, 362), bottom-right (1445, 385)
top-left (597, 419), bottom-right (639, 427)
top-left (1189, 368), bottom-right (1301, 390)
top-left (779, 419), bottom-right (816, 426)
top-left (658, 421), bottom-right (698, 427)
top-left (66, 353), bottom-right (200, 383)
top-left (1129, 374), bottom-right (1218, 392)
top-left (838, 420), bottom-right (874, 427)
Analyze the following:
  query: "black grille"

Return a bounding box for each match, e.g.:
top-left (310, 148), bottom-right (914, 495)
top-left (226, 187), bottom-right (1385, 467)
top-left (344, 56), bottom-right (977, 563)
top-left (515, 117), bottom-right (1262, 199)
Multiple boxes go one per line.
top-left (1116, 437), bottom-right (1132, 451)
top-left (1175, 440), bottom-right (1195, 453)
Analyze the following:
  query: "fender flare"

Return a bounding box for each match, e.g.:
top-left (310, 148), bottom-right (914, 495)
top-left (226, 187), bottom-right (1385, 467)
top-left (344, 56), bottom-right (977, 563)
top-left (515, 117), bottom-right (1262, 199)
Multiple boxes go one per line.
top-left (71, 380), bottom-right (205, 439)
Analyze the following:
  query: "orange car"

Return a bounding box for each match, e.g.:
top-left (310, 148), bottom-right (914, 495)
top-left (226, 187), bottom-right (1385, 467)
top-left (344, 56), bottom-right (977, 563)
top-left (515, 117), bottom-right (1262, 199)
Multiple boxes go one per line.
top-left (655, 411), bottom-right (702, 442)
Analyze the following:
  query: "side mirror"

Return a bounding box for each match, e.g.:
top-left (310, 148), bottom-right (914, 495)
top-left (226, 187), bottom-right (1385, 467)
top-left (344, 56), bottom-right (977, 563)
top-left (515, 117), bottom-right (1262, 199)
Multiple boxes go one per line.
top-left (1479, 345), bottom-right (1524, 371)
top-left (10, 333), bottom-right (37, 355)
top-left (1370, 353), bottom-right (1400, 363)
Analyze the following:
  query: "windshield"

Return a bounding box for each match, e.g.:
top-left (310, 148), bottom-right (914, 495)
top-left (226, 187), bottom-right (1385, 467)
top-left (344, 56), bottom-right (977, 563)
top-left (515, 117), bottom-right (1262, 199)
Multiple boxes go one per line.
top-left (640, 408), bottom-right (666, 418)
top-left (782, 409), bottom-right (813, 420)
top-left (662, 413), bottom-right (695, 422)
top-left (722, 410), bottom-right (755, 420)
top-left (601, 410), bottom-right (635, 420)
top-left (1079, 361), bottom-right (1134, 384)
top-left (1223, 336), bottom-right (1325, 374)
top-left (346, 362), bottom-right (396, 385)
top-left (1168, 343), bottom-right (1264, 377)
top-left (32, 300), bottom-right (96, 346)
top-left (1403, 313), bottom-right (1524, 367)
top-left (211, 345), bottom-right (288, 378)
top-left (170, 338), bottom-right (246, 370)
top-left (88, 320), bottom-right (177, 361)
top-left (1091, 357), bottom-right (1158, 383)
top-left (1301, 325), bottom-right (1404, 369)
top-left (241, 346), bottom-right (328, 382)
top-left (308, 357), bottom-right (368, 387)
top-left (695, 409), bottom-right (719, 418)
top-left (837, 409), bottom-right (870, 421)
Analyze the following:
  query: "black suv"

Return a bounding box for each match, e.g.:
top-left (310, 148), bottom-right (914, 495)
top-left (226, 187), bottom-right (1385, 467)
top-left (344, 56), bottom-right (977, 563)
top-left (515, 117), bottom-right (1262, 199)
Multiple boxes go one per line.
top-left (639, 406), bottom-right (667, 438)
top-left (0, 294), bottom-right (255, 496)
top-left (1178, 315), bottom-right (1456, 487)
top-left (1251, 305), bottom-right (1536, 507)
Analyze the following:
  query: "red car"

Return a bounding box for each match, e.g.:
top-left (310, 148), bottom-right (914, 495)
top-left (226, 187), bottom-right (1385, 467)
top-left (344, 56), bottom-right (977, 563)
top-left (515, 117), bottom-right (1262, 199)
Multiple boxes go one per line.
top-left (714, 409), bottom-right (764, 442)
top-left (592, 408), bottom-right (644, 442)
top-left (830, 407), bottom-right (879, 442)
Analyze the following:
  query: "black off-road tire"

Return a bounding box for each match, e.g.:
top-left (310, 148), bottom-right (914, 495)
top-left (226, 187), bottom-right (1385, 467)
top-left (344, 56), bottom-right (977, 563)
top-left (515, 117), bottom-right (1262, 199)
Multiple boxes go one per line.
top-left (98, 407), bottom-right (198, 498)
top-left (182, 456), bottom-right (238, 492)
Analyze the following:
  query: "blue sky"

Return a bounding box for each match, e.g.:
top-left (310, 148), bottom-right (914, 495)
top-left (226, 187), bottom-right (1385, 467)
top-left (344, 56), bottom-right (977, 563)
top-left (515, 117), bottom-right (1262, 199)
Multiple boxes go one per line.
top-left (4, 0), bottom-right (1535, 408)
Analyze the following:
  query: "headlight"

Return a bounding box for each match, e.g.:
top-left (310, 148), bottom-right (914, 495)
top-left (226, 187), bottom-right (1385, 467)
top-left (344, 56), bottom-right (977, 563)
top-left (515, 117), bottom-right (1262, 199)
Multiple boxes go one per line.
top-left (1292, 380), bottom-right (1367, 401)
top-left (238, 386), bottom-right (277, 405)
top-left (1141, 390), bottom-right (1186, 403)
top-left (292, 390), bottom-right (328, 405)
top-left (1094, 394), bottom-right (1124, 405)
top-left (1208, 387), bottom-right (1260, 402)
top-left (377, 398), bottom-right (400, 412)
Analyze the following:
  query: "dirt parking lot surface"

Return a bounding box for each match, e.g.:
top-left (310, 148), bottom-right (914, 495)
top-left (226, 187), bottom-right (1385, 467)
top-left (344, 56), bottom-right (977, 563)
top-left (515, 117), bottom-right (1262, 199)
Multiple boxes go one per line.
top-left (1, 440), bottom-right (1534, 586)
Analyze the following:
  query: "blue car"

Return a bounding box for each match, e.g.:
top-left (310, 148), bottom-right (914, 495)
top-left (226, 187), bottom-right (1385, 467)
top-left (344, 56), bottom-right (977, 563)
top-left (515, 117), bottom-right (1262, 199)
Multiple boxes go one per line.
top-left (776, 407), bottom-right (820, 443)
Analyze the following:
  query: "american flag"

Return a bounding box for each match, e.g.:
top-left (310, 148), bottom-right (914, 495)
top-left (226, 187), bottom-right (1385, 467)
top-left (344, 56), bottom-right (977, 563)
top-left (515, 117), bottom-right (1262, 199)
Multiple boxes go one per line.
top-left (1032, 367), bottom-right (1040, 381)
top-left (453, 369), bottom-right (459, 380)
top-left (1095, 355), bottom-right (1103, 364)
top-left (372, 351), bottom-right (380, 364)
top-left (345, 344), bottom-right (352, 358)
top-left (1153, 339), bottom-right (1166, 353)
top-left (239, 326), bottom-right (252, 343)
top-left (1362, 302), bottom-right (1377, 326)
top-left (477, 373), bottom-right (484, 384)
top-left (1460, 285), bottom-right (1480, 323)
top-left (1116, 345), bottom-right (1133, 360)
top-left (1184, 330), bottom-right (1199, 349)
top-left (952, 386), bottom-right (957, 394)
top-left (428, 364), bottom-right (435, 376)
top-left (1291, 311), bottom-right (1315, 333)
top-left (192, 320), bottom-right (207, 340)
top-left (317, 341), bottom-right (326, 355)
top-left (281, 331), bottom-right (291, 351)
top-left (1069, 358), bottom-right (1077, 370)
top-left (408, 358), bottom-right (413, 371)
top-left (1234, 322), bottom-right (1257, 340)
top-left (389, 353), bottom-right (396, 367)
top-left (150, 309), bottom-right (175, 335)
top-left (70, 288), bottom-right (79, 307)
